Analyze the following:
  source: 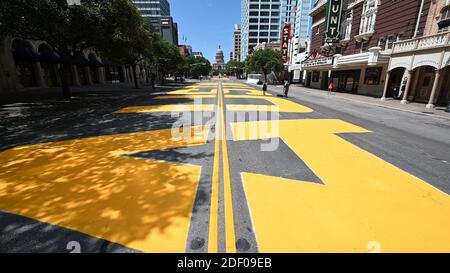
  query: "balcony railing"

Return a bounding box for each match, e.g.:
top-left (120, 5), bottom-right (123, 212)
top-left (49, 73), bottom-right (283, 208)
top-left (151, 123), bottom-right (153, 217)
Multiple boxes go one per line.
top-left (392, 31), bottom-right (450, 54)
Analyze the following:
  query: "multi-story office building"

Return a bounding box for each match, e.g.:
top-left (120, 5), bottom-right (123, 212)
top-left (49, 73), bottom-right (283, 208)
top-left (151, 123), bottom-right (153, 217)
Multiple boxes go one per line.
top-left (284, 0), bottom-right (313, 83)
top-left (132, 0), bottom-right (178, 45)
top-left (160, 16), bottom-right (179, 45)
top-left (241, 0), bottom-right (283, 60)
top-left (232, 25), bottom-right (242, 61)
top-left (241, 0), bottom-right (312, 61)
top-left (293, 0), bottom-right (313, 39)
top-left (133, 0), bottom-right (170, 17)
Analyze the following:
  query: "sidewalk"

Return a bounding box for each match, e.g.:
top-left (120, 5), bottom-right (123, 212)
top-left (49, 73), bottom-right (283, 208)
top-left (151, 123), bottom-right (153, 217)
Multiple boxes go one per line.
top-left (246, 81), bottom-right (450, 120)
top-left (0, 80), bottom-right (197, 106)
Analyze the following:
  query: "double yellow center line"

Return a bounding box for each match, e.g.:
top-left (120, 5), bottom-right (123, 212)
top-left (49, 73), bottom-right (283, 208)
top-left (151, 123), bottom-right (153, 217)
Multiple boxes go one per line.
top-left (208, 82), bottom-right (237, 253)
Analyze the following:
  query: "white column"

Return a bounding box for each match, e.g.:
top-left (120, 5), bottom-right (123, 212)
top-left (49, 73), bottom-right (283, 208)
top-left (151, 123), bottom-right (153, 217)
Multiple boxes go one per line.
top-left (426, 69), bottom-right (442, 109)
top-left (98, 67), bottom-right (106, 84)
top-left (33, 62), bottom-right (47, 88)
top-left (71, 65), bottom-right (81, 86)
top-left (381, 70), bottom-right (391, 101)
top-left (85, 67), bottom-right (93, 85)
top-left (401, 70), bottom-right (413, 104)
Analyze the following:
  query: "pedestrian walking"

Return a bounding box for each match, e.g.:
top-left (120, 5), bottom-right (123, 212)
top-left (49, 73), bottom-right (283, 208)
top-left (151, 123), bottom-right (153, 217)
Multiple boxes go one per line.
top-left (328, 81), bottom-right (334, 95)
top-left (262, 80), bottom-right (268, 96)
top-left (283, 80), bottom-right (291, 98)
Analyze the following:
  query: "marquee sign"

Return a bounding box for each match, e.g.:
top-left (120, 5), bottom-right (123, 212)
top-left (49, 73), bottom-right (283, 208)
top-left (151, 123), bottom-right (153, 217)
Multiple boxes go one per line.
top-left (302, 57), bottom-right (333, 68)
top-left (325, 0), bottom-right (343, 43)
top-left (281, 24), bottom-right (292, 64)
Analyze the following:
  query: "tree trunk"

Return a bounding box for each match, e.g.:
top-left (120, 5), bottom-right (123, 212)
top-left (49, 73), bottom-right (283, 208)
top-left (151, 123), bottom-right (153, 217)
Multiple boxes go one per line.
top-left (132, 65), bottom-right (139, 89)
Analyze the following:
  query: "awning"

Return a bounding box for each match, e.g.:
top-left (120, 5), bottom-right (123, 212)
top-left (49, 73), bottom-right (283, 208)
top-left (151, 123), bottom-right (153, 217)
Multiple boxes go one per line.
top-left (88, 54), bottom-right (104, 67)
top-left (12, 40), bottom-right (40, 62)
top-left (39, 46), bottom-right (61, 64)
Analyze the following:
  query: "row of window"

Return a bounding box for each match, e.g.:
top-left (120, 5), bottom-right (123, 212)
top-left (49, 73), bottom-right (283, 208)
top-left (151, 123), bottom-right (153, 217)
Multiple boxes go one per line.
top-left (250, 4), bottom-right (280, 9)
top-left (250, 11), bottom-right (280, 16)
top-left (249, 32), bottom-right (280, 37)
top-left (248, 38), bottom-right (280, 44)
top-left (250, 0), bottom-right (281, 3)
top-left (319, 2), bottom-right (449, 44)
top-left (249, 18), bottom-right (280, 23)
top-left (249, 25), bottom-right (279, 30)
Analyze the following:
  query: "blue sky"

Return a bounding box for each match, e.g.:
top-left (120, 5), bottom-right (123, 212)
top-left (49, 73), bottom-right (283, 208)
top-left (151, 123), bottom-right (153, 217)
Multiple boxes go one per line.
top-left (171, 0), bottom-right (241, 63)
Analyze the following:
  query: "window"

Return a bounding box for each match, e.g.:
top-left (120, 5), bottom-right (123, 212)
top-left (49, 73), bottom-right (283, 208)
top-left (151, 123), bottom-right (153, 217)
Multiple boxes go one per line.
top-left (341, 10), bottom-right (353, 40)
top-left (359, 0), bottom-right (378, 34)
top-left (386, 35), bottom-right (394, 50)
top-left (361, 41), bottom-right (369, 52)
top-left (378, 37), bottom-right (385, 48)
top-left (438, 7), bottom-right (450, 32)
top-left (312, 71), bottom-right (320, 82)
top-left (364, 67), bottom-right (382, 85)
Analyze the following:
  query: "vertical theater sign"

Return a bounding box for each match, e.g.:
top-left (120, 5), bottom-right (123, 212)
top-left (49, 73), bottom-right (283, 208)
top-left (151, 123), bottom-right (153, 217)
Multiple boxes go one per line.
top-left (325, 0), bottom-right (343, 43)
top-left (282, 24), bottom-right (292, 64)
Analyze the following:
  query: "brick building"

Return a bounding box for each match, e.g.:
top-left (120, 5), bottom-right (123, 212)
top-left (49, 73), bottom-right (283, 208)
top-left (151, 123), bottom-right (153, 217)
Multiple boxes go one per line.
top-left (302, 0), bottom-right (449, 107)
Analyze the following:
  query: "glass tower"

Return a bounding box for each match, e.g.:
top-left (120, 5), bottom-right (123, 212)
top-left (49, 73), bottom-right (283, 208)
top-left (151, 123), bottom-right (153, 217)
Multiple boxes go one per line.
top-left (240, 0), bottom-right (313, 60)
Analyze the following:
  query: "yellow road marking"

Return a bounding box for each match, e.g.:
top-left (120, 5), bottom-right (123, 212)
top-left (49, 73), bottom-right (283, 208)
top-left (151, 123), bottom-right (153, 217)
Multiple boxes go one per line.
top-left (226, 95), bottom-right (313, 113)
top-left (153, 95), bottom-right (216, 100)
top-left (115, 105), bottom-right (214, 113)
top-left (165, 87), bottom-right (217, 96)
top-left (232, 119), bottom-right (450, 252)
top-left (223, 88), bottom-right (271, 96)
top-left (0, 126), bottom-right (210, 253)
top-left (208, 85), bottom-right (221, 253)
top-left (219, 82), bottom-right (237, 253)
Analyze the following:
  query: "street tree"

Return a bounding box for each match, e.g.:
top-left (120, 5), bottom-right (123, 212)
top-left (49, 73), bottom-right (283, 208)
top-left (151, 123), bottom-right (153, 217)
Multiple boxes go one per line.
top-left (99, 12), bottom-right (156, 89)
top-left (187, 56), bottom-right (212, 79)
top-left (225, 60), bottom-right (245, 79)
top-left (150, 39), bottom-right (184, 84)
top-left (245, 49), bottom-right (283, 81)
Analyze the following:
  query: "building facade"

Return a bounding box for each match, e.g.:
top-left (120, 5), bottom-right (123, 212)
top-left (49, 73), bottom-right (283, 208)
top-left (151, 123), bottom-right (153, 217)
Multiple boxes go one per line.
top-left (302, 0), bottom-right (443, 104)
top-left (132, 0), bottom-right (179, 45)
top-left (178, 45), bottom-right (192, 57)
top-left (241, 0), bottom-right (283, 60)
top-left (0, 38), bottom-right (142, 92)
top-left (232, 25), bottom-right (242, 61)
top-left (285, 0), bottom-right (314, 82)
top-left (385, 0), bottom-right (450, 108)
top-left (213, 46), bottom-right (226, 70)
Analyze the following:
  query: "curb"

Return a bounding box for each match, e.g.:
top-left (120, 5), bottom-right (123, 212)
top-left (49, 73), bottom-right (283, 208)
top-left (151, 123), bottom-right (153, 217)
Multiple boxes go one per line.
top-left (243, 82), bottom-right (450, 121)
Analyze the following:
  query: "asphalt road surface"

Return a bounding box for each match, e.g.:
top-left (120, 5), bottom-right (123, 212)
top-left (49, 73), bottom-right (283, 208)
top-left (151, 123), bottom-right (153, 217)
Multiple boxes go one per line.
top-left (0, 80), bottom-right (449, 253)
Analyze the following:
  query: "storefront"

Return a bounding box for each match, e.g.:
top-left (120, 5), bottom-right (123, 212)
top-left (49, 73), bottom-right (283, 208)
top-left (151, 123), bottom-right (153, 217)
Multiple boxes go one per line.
top-left (330, 69), bottom-right (361, 94)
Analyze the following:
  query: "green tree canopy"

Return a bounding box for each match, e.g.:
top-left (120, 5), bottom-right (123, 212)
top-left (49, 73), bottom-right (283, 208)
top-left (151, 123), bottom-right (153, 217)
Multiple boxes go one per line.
top-left (186, 56), bottom-right (212, 79)
top-left (225, 60), bottom-right (246, 79)
top-left (148, 38), bottom-right (184, 83)
top-left (245, 49), bottom-right (283, 80)
top-left (0, 0), bottom-right (153, 95)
